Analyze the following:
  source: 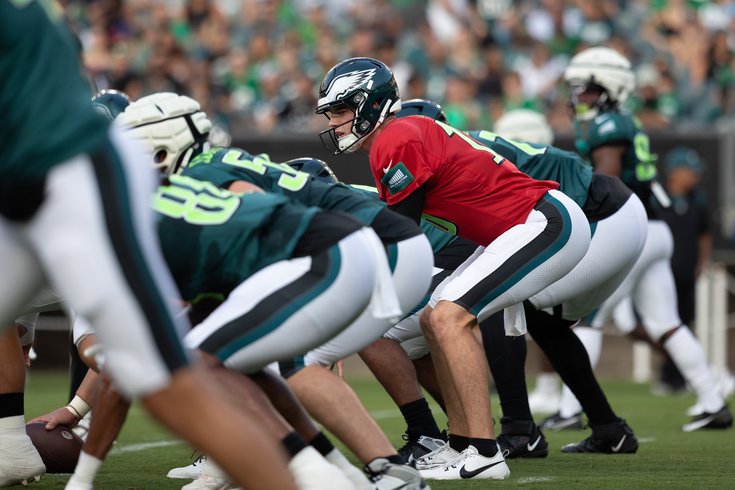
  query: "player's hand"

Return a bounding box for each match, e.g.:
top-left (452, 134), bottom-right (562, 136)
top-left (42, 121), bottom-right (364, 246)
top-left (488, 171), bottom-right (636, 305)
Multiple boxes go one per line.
top-left (28, 407), bottom-right (79, 430)
top-left (335, 360), bottom-right (345, 379)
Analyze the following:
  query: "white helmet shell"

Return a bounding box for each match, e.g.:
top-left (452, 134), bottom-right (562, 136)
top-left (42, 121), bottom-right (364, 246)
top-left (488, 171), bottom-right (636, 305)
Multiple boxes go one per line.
top-left (493, 109), bottom-right (553, 146)
top-left (564, 47), bottom-right (635, 119)
top-left (117, 92), bottom-right (212, 174)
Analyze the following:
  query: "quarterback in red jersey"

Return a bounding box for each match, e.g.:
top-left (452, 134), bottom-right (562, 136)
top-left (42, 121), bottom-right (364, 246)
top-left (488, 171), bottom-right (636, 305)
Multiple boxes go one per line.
top-left (369, 115), bottom-right (557, 245)
top-left (317, 57), bottom-right (591, 481)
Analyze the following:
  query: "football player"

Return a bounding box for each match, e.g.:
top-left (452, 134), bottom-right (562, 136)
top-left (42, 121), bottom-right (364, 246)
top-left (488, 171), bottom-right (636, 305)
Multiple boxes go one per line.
top-left (559, 46), bottom-right (732, 431)
top-left (0, 3), bottom-right (295, 489)
top-left (316, 57), bottom-right (593, 481)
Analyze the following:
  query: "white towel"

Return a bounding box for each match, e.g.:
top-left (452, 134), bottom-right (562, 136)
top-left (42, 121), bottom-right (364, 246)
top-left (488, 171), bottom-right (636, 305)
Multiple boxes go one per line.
top-left (360, 228), bottom-right (403, 323)
top-left (504, 303), bottom-right (527, 336)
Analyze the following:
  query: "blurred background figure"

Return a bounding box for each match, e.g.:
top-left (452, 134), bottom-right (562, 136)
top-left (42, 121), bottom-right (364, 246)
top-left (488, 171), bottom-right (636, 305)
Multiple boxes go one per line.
top-left (655, 147), bottom-right (712, 395)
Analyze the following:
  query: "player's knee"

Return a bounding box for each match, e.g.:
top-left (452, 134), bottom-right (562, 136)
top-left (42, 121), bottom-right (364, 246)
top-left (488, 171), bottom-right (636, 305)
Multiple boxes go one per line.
top-left (428, 302), bottom-right (473, 343)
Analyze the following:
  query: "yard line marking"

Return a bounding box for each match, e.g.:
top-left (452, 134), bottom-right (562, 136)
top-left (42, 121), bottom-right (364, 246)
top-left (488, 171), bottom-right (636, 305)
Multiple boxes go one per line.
top-left (637, 437), bottom-right (656, 443)
top-left (109, 440), bottom-right (183, 455)
top-left (370, 409), bottom-right (401, 419)
top-left (517, 476), bottom-right (553, 484)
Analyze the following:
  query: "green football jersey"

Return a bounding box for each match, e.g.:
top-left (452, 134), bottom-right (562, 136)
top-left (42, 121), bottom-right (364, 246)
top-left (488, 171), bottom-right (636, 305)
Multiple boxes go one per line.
top-left (573, 111), bottom-right (657, 215)
top-left (0, 0), bottom-right (109, 186)
top-left (153, 174), bottom-right (318, 301)
top-left (467, 130), bottom-right (592, 209)
top-left (184, 148), bottom-right (384, 225)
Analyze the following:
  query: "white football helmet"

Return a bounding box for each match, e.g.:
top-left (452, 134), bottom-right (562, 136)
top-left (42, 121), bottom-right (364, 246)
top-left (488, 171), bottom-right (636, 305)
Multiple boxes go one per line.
top-left (117, 92), bottom-right (212, 174)
top-left (493, 109), bottom-right (553, 146)
top-left (564, 47), bottom-right (635, 121)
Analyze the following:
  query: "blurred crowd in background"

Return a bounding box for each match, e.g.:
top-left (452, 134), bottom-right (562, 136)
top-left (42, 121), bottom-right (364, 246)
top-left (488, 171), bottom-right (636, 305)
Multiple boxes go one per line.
top-left (65, 0), bottom-right (735, 138)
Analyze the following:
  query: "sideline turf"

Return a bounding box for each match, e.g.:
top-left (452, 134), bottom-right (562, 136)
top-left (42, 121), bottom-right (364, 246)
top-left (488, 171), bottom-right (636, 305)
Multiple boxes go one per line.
top-left (23, 370), bottom-right (735, 489)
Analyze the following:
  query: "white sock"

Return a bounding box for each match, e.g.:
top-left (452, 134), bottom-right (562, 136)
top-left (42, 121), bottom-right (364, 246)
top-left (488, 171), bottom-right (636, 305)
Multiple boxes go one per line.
top-left (664, 327), bottom-right (723, 413)
top-left (67, 452), bottom-right (101, 487)
top-left (574, 326), bottom-right (603, 368)
top-left (558, 327), bottom-right (603, 418)
top-left (532, 372), bottom-right (560, 395)
top-left (0, 415), bottom-right (25, 432)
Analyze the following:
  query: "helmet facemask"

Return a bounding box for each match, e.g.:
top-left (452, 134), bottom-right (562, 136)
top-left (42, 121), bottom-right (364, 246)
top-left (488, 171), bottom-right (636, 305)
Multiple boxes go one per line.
top-left (317, 92), bottom-right (396, 155)
top-left (567, 81), bottom-right (615, 122)
top-left (563, 47), bottom-right (635, 122)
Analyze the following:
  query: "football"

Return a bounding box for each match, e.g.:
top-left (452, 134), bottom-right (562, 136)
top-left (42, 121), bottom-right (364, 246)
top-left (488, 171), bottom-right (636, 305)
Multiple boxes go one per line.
top-left (25, 422), bottom-right (83, 474)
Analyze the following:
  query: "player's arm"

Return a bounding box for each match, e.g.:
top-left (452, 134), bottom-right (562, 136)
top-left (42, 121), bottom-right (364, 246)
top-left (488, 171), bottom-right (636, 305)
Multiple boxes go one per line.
top-left (228, 180), bottom-right (264, 194)
top-left (388, 185), bottom-right (426, 224)
top-left (29, 369), bottom-right (97, 429)
top-left (590, 144), bottom-right (626, 177)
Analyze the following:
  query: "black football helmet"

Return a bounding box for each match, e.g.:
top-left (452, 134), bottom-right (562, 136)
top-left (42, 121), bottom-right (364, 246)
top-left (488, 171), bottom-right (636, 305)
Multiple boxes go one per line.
top-left (396, 98), bottom-right (447, 122)
top-left (91, 89), bottom-right (131, 120)
top-left (284, 157), bottom-right (339, 184)
top-left (316, 57), bottom-right (401, 155)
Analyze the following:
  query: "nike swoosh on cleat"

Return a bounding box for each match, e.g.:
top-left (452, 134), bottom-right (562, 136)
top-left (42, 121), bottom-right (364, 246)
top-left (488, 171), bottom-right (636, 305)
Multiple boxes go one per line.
top-left (527, 435), bottom-right (542, 452)
top-left (459, 460), bottom-right (504, 479)
top-left (682, 414), bottom-right (717, 432)
top-left (611, 435), bottom-right (627, 452)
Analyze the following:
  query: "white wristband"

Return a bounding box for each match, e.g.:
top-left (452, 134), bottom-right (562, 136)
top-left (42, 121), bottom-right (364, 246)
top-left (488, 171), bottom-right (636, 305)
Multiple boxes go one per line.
top-left (65, 395), bottom-right (91, 419)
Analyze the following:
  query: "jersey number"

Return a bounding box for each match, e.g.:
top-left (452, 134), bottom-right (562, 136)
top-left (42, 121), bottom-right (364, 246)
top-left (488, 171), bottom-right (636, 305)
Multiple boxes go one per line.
top-left (153, 175), bottom-right (239, 225)
top-left (436, 121), bottom-right (505, 164)
top-left (221, 150), bottom-right (309, 192)
top-left (633, 133), bottom-right (657, 182)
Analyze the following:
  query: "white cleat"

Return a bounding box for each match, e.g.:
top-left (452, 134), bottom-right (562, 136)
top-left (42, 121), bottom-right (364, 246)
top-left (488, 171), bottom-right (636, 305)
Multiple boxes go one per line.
top-left (413, 443), bottom-right (459, 471)
top-left (168, 455), bottom-right (207, 479)
top-left (418, 445), bottom-right (509, 481)
top-left (0, 432), bottom-right (46, 487)
top-left (288, 446), bottom-right (355, 490)
top-left (370, 463), bottom-right (428, 490)
top-left (181, 458), bottom-right (233, 490)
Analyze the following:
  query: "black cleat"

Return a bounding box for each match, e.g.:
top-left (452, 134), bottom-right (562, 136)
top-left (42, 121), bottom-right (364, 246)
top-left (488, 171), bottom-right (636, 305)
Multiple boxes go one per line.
top-left (497, 417), bottom-right (548, 459)
top-left (682, 405), bottom-right (733, 432)
top-left (541, 411), bottom-right (584, 431)
top-left (561, 418), bottom-right (638, 454)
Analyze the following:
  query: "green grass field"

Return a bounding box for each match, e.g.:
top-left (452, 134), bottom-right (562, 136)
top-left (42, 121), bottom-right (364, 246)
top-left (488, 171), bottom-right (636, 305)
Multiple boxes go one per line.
top-left (23, 369), bottom-right (735, 489)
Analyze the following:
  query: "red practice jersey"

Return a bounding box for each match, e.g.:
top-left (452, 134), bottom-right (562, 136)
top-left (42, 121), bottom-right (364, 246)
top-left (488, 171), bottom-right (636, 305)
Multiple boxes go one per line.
top-left (369, 116), bottom-right (559, 245)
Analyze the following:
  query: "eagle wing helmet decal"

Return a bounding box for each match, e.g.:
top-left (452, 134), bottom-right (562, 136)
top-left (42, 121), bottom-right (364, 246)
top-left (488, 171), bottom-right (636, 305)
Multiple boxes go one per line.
top-left (318, 68), bottom-right (377, 106)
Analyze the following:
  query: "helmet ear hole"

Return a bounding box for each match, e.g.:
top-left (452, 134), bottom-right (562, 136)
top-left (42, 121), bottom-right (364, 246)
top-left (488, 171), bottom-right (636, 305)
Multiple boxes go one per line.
top-left (154, 149), bottom-right (168, 164)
